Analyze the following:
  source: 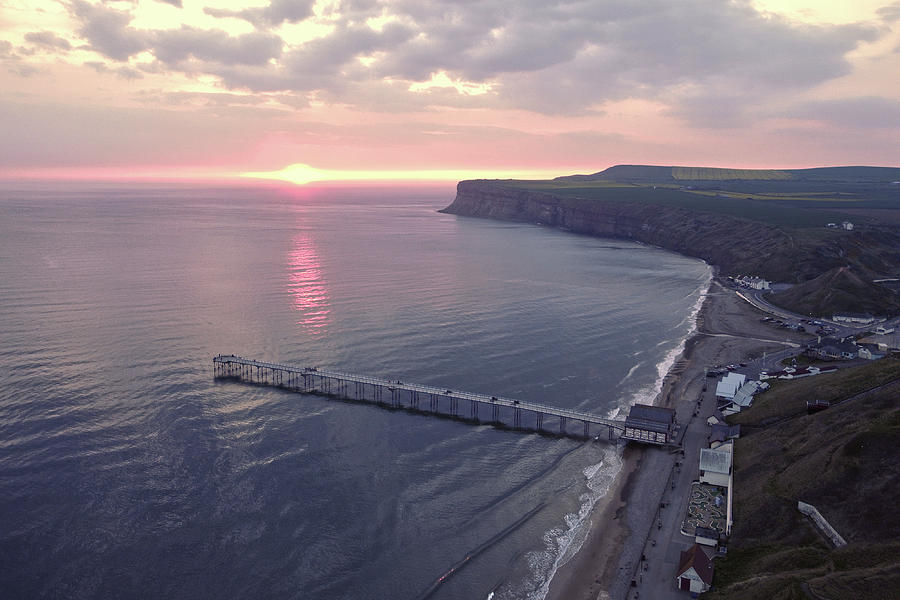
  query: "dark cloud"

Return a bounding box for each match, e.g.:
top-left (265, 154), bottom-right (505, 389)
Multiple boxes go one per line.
top-left (203, 0), bottom-right (315, 28)
top-left (68, 0), bottom-right (148, 60)
top-left (84, 61), bottom-right (143, 80)
top-left (781, 97), bottom-right (900, 129)
top-left (151, 27), bottom-right (283, 66)
top-left (205, 0), bottom-right (872, 121)
top-left (10, 65), bottom-right (40, 77)
top-left (60, 0), bottom-right (887, 123)
top-left (877, 1), bottom-right (900, 22)
top-left (66, 2), bottom-right (283, 67)
top-left (24, 31), bottom-right (73, 51)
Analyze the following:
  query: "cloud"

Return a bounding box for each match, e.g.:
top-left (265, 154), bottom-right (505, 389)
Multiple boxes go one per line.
top-left (60, 0), bottom-right (885, 123)
top-left (204, 0), bottom-right (877, 122)
top-left (68, 0), bottom-right (148, 60)
top-left (84, 61), bottom-right (143, 80)
top-left (203, 0), bottom-right (315, 28)
top-left (151, 27), bottom-right (283, 66)
top-left (24, 31), bottom-right (73, 52)
top-left (877, 1), bottom-right (900, 22)
top-left (159, 0), bottom-right (183, 7)
top-left (66, 2), bottom-right (283, 67)
top-left (781, 96), bottom-right (900, 129)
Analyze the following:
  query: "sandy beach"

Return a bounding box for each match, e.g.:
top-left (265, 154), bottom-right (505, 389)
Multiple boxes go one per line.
top-left (545, 276), bottom-right (809, 600)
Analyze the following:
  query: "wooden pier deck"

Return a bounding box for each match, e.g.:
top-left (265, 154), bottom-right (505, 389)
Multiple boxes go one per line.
top-left (213, 355), bottom-right (628, 440)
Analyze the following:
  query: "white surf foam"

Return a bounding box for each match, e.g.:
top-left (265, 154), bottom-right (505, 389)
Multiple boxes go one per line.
top-left (521, 268), bottom-right (711, 600)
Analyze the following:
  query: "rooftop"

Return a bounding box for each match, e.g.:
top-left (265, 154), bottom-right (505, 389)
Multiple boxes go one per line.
top-left (700, 445), bottom-right (733, 474)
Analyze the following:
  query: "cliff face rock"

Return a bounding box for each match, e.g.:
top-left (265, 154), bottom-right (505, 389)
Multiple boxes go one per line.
top-left (441, 181), bottom-right (900, 315)
top-left (442, 181), bottom-right (790, 278)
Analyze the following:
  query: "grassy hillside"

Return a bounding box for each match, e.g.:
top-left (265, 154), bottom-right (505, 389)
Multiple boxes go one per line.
top-left (769, 266), bottom-right (900, 316)
top-left (556, 164), bottom-right (900, 184)
top-left (531, 164), bottom-right (900, 226)
top-left (672, 167), bottom-right (792, 180)
top-left (449, 165), bottom-right (900, 316)
top-left (703, 359), bottom-right (900, 599)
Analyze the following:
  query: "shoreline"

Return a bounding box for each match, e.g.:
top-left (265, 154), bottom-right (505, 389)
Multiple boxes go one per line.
top-left (544, 275), bottom-right (800, 600)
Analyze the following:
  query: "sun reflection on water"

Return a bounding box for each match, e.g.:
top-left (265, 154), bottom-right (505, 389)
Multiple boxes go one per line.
top-left (286, 233), bottom-right (330, 334)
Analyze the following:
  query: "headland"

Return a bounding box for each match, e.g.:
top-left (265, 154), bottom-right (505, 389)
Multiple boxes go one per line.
top-left (440, 165), bottom-right (900, 317)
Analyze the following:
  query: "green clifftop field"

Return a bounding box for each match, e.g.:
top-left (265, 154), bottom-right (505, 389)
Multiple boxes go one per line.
top-left (441, 165), bottom-right (900, 317)
top-left (703, 359), bottom-right (900, 600)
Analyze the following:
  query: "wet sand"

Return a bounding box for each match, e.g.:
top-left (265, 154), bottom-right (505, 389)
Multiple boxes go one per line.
top-left (545, 277), bottom-right (803, 600)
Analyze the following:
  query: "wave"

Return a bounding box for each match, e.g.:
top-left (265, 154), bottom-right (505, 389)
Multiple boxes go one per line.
top-left (524, 449), bottom-right (623, 600)
top-left (522, 267), bottom-right (711, 600)
top-left (617, 361), bottom-right (644, 387)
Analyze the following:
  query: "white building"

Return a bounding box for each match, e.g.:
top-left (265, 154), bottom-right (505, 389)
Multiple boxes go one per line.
top-left (731, 380), bottom-right (768, 408)
top-left (832, 313), bottom-right (875, 325)
top-left (735, 275), bottom-right (771, 290)
top-left (876, 325), bottom-right (895, 335)
top-left (842, 221), bottom-right (854, 230)
top-left (748, 277), bottom-right (771, 290)
top-left (700, 445), bottom-right (733, 487)
top-left (715, 372), bottom-right (746, 400)
top-left (676, 544), bottom-right (714, 594)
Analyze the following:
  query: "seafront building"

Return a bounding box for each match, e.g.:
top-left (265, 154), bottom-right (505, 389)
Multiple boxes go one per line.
top-left (675, 544), bottom-right (715, 594)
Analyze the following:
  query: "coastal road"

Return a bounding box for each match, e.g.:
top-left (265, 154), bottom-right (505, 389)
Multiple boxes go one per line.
top-left (738, 287), bottom-right (887, 338)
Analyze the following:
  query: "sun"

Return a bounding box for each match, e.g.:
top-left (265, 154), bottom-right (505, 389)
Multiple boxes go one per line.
top-left (241, 163), bottom-right (569, 184)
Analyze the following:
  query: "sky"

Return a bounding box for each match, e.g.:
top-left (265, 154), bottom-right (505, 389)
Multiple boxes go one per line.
top-left (1, 0), bottom-right (899, 183)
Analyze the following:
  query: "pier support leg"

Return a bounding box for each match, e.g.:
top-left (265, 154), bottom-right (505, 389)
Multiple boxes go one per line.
top-left (560, 417), bottom-right (567, 434)
top-left (536, 412), bottom-right (543, 431)
top-left (583, 421), bottom-right (590, 438)
top-left (514, 408), bottom-right (521, 428)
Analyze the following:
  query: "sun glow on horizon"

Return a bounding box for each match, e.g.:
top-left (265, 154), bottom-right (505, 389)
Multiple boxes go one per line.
top-left (241, 163), bottom-right (574, 184)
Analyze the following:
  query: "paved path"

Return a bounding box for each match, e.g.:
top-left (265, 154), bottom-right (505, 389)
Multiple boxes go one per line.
top-left (621, 361), bottom-right (720, 599)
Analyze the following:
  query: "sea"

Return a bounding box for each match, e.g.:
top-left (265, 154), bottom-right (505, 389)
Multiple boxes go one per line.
top-left (0, 182), bottom-right (710, 600)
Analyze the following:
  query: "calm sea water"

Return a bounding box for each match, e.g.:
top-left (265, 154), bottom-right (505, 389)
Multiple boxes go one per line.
top-left (0, 182), bottom-right (710, 600)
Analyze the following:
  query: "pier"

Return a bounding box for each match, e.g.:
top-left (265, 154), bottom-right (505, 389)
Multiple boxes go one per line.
top-left (213, 355), bottom-right (633, 440)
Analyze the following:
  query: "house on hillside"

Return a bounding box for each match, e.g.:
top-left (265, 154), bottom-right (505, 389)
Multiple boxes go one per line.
top-left (841, 221), bottom-right (854, 230)
top-left (858, 344), bottom-right (885, 360)
top-left (675, 543), bottom-right (715, 594)
top-left (875, 325), bottom-right (895, 335)
top-left (709, 423), bottom-right (741, 444)
top-left (731, 380), bottom-right (768, 407)
top-left (735, 275), bottom-right (771, 290)
top-left (806, 337), bottom-right (858, 360)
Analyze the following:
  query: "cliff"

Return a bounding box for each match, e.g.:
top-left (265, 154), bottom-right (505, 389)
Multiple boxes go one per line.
top-left (440, 179), bottom-right (900, 316)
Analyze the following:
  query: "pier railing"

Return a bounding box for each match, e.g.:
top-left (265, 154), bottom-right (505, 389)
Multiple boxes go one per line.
top-left (213, 355), bottom-right (626, 440)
